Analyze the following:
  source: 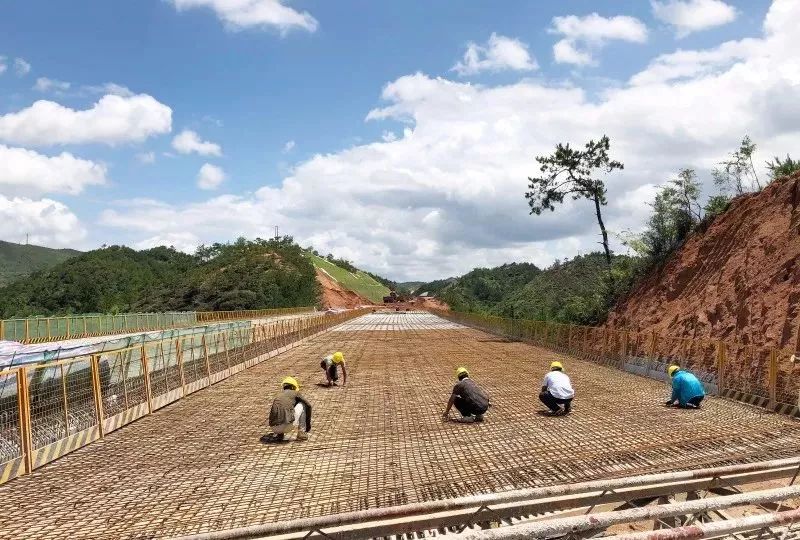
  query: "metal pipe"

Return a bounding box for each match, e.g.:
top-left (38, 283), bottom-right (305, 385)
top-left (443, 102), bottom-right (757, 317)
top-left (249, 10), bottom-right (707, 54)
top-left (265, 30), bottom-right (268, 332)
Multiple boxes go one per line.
top-left (603, 507), bottom-right (800, 540)
top-left (169, 459), bottom-right (800, 540)
top-left (459, 485), bottom-right (800, 540)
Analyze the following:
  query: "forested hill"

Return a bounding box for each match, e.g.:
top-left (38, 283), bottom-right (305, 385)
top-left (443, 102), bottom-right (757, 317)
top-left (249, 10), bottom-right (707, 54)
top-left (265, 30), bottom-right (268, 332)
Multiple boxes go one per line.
top-left (0, 238), bottom-right (320, 317)
top-left (0, 241), bottom-right (80, 286)
top-left (416, 254), bottom-right (637, 326)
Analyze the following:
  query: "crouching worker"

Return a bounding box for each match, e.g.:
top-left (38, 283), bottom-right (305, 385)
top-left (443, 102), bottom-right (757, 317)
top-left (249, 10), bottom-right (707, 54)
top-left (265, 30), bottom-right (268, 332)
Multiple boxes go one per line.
top-left (539, 361), bottom-right (574, 416)
top-left (262, 377), bottom-right (312, 443)
top-left (443, 367), bottom-right (489, 422)
top-left (665, 365), bottom-right (705, 409)
top-left (320, 351), bottom-right (347, 386)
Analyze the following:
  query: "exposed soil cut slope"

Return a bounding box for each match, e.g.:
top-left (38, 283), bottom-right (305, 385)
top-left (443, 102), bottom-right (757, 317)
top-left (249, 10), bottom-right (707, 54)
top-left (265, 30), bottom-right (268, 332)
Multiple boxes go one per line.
top-left (316, 269), bottom-right (375, 309)
top-left (608, 171), bottom-right (800, 349)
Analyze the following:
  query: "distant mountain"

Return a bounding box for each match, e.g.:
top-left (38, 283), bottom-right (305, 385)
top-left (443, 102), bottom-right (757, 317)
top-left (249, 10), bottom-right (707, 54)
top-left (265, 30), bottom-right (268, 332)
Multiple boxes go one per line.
top-left (0, 241), bottom-right (81, 286)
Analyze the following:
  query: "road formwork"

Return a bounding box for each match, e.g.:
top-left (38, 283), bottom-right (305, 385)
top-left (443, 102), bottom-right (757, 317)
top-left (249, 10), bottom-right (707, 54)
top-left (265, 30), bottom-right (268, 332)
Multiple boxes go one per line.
top-left (1, 312), bottom-right (799, 539)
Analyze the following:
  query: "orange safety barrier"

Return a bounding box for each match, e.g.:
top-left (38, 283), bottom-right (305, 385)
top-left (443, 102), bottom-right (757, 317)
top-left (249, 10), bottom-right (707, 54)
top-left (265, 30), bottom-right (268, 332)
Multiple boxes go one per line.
top-left (0, 308), bottom-right (369, 486)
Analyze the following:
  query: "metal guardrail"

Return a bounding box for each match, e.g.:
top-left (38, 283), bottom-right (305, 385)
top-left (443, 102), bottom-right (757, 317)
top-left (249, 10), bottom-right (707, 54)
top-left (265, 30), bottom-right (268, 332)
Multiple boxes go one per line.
top-left (0, 309), bottom-right (368, 485)
top-left (430, 310), bottom-right (800, 417)
top-left (1, 307), bottom-right (315, 344)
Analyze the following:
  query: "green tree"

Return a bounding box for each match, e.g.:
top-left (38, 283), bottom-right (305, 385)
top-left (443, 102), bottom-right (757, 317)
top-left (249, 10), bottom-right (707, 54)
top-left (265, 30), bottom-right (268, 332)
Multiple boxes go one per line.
top-left (526, 135), bottom-right (623, 265)
top-left (664, 168), bottom-right (703, 222)
top-left (766, 155), bottom-right (800, 181)
top-left (713, 135), bottom-right (762, 195)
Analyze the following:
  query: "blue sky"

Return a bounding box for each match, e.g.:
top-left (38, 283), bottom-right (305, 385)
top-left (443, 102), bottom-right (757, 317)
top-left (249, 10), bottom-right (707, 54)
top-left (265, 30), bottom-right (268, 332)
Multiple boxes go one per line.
top-left (0, 0), bottom-right (794, 280)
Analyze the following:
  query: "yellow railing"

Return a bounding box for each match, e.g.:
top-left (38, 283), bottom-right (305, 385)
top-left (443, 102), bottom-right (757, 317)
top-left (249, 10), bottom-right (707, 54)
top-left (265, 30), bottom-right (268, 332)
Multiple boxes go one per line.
top-left (431, 310), bottom-right (800, 416)
top-left (0, 309), bottom-right (368, 485)
top-left (1, 307), bottom-right (316, 344)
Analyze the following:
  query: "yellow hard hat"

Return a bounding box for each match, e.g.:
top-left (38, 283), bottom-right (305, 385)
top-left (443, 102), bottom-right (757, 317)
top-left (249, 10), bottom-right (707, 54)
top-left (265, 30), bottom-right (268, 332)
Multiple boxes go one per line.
top-left (668, 365), bottom-right (680, 377)
top-left (455, 367), bottom-right (469, 379)
top-left (281, 376), bottom-right (300, 390)
top-left (332, 351), bottom-right (344, 364)
top-left (550, 361), bottom-right (563, 370)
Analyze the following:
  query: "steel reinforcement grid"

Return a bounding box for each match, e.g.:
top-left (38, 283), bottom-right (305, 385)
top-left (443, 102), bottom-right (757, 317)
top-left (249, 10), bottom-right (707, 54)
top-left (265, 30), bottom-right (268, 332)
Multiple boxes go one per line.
top-left (431, 310), bottom-right (800, 417)
top-left (0, 309), bottom-right (368, 490)
top-left (1, 312), bottom-right (800, 539)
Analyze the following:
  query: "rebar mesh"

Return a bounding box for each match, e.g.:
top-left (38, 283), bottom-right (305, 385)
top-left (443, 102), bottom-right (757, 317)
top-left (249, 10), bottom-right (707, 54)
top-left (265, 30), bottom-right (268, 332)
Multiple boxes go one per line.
top-left (3, 313), bottom-right (800, 540)
top-left (0, 370), bottom-right (21, 464)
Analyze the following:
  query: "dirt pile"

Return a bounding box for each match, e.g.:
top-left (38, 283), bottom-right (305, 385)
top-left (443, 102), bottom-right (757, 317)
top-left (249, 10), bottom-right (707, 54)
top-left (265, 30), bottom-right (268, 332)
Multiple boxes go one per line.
top-left (316, 269), bottom-right (374, 309)
top-left (607, 171), bottom-right (800, 349)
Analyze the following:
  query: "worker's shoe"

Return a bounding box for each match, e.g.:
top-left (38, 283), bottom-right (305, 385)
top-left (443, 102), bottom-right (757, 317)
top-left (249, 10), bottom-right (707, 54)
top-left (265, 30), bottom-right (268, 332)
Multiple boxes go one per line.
top-left (474, 414), bottom-right (485, 422)
top-left (295, 431), bottom-right (309, 441)
top-left (260, 433), bottom-right (285, 443)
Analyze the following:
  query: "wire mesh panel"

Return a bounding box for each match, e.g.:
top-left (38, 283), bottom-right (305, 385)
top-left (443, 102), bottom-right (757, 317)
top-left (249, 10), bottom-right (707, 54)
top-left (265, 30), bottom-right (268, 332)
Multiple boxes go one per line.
top-left (180, 335), bottom-right (209, 394)
top-left (147, 340), bottom-right (183, 409)
top-left (207, 332), bottom-right (230, 381)
top-left (725, 343), bottom-right (770, 403)
top-left (97, 347), bottom-right (150, 433)
top-left (0, 369), bottom-right (25, 484)
top-left (27, 359), bottom-right (101, 469)
top-left (775, 348), bottom-right (800, 409)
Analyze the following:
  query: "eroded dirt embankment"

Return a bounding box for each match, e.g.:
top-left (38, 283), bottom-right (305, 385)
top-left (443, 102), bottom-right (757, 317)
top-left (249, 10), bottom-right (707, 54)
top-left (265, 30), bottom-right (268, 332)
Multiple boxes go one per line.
top-left (607, 171), bottom-right (800, 349)
top-left (316, 268), bottom-right (374, 309)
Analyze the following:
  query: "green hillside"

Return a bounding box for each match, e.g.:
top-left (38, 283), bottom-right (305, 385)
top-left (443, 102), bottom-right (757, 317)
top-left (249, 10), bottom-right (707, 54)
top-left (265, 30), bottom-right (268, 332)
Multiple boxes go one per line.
top-left (0, 238), bottom-right (319, 317)
top-left (0, 241), bottom-right (80, 286)
top-left (422, 253), bottom-right (638, 326)
top-left (305, 253), bottom-right (390, 303)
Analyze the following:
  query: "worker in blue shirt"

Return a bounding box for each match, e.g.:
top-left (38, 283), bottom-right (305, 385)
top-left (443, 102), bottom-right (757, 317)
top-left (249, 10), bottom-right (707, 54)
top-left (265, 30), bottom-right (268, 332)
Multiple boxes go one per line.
top-left (665, 365), bottom-right (705, 408)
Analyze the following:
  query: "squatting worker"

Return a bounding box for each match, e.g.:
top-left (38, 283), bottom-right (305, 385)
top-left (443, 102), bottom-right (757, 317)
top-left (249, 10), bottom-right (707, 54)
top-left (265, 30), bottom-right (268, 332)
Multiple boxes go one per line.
top-left (443, 367), bottom-right (490, 422)
top-left (320, 351), bottom-right (347, 386)
top-left (262, 377), bottom-right (312, 443)
top-left (665, 365), bottom-right (705, 409)
top-left (539, 361), bottom-right (574, 416)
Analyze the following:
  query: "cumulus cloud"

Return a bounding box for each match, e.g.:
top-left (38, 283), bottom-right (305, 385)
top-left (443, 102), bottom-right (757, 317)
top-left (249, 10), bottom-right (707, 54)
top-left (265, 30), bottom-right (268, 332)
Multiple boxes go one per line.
top-left (0, 196), bottom-right (87, 247)
top-left (0, 94), bottom-right (172, 146)
top-left (0, 56), bottom-right (6, 75)
top-left (0, 145), bottom-right (107, 196)
top-left (550, 13), bottom-right (648, 66)
top-left (652, 0), bottom-right (738, 38)
top-left (172, 129), bottom-right (222, 156)
top-left (33, 77), bottom-right (71, 93)
top-left (100, 0), bottom-right (800, 281)
top-left (134, 232), bottom-right (200, 253)
top-left (282, 140), bottom-right (295, 153)
top-left (13, 58), bottom-right (31, 76)
top-left (169, 0), bottom-right (318, 34)
top-left (197, 163), bottom-right (226, 190)
top-left (452, 33), bottom-right (538, 76)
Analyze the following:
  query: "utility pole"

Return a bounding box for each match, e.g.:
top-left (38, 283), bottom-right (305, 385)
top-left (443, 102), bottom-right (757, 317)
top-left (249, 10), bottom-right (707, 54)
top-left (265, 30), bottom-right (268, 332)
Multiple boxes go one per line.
top-left (25, 233), bottom-right (29, 245)
top-left (273, 226), bottom-right (279, 241)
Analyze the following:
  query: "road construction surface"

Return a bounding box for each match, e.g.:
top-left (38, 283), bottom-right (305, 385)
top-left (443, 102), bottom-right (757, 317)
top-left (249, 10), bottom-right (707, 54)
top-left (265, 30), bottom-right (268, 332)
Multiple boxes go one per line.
top-left (2, 312), bottom-right (799, 539)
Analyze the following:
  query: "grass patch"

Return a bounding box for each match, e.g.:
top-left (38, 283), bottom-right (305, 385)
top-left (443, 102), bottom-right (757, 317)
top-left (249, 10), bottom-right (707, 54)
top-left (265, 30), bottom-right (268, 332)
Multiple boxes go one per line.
top-left (305, 253), bottom-right (390, 303)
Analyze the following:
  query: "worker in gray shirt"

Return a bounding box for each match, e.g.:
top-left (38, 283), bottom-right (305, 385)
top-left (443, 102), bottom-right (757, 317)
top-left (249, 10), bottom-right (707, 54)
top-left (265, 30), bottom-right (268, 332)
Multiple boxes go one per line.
top-left (443, 367), bottom-right (490, 422)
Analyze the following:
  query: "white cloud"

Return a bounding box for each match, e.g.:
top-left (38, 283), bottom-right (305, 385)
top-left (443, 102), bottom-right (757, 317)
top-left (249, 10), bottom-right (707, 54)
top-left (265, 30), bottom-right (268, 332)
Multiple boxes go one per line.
top-left (137, 151), bottom-right (156, 164)
top-left (134, 232), bottom-right (200, 253)
top-left (452, 33), bottom-right (538, 76)
top-left (0, 56), bottom-right (6, 75)
top-left (33, 77), bottom-right (71, 92)
top-left (550, 13), bottom-right (648, 66)
top-left (0, 145), bottom-right (107, 196)
top-left (169, 0), bottom-right (318, 34)
top-left (381, 131), bottom-right (397, 143)
top-left (197, 163), bottom-right (226, 190)
top-left (100, 0), bottom-right (800, 281)
top-left (0, 196), bottom-right (86, 247)
top-left (13, 58), bottom-right (31, 77)
top-left (0, 94), bottom-right (172, 146)
top-left (172, 129), bottom-right (222, 156)
top-left (652, 0), bottom-right (738, 38)
top-left (84, 82), bottom-right (134, 97)
top-left (282, 140), bottom-right (295, 153)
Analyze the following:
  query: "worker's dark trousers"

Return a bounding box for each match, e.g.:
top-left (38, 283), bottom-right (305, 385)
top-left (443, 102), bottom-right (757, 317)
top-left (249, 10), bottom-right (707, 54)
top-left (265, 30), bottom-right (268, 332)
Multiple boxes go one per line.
top-left (539, 391), bottom-right (572, 413)
top-left (679, 395), bottom-right (704, 409)
top-left (455, 397), bottom-right (486, 418)
top-left (327, 365), bottom-right (339, 382)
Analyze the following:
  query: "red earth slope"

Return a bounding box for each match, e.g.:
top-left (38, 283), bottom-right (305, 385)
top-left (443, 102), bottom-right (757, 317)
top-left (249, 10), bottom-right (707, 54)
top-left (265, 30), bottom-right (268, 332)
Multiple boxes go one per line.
top-left (607, 171), bottom-right (800, 349)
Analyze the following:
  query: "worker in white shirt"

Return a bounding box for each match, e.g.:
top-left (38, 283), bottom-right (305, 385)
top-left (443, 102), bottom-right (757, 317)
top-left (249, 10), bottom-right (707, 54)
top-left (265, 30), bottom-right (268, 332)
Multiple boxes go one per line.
top-left (539, 361), bottom-right (574, 416)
